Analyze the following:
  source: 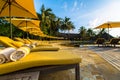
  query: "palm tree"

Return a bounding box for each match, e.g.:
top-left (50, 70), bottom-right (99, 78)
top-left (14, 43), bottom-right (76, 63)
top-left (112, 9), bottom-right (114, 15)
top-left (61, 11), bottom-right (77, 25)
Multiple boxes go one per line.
top-left (39, 4), bottom-right (62, 36)
top-left (50, 17), bottom-right (62, 36)
top-left (86, 28), bottom-right (96, 37)
top-left (98, 28), bottom-right (106, 38)
top-left (67, 21), bottom-right (75, 32)
top-left (85, 28), bottom-right (96, 41)
top-left (60, 17), bottom-right (69, 32)
top-left (60, 17), bottom-right (75, 33)
top-left (39, 4), bottom-right (53, 35)
top-left (37, 5), bottom-right (75, 37)
top-left (78, 26), bottom-right (87, 40)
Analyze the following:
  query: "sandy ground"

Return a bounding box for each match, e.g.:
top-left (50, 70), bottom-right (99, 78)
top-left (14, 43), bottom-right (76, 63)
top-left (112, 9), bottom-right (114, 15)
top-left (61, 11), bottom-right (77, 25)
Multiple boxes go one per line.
top-left (1, 43), bottom-right (119, 80)
top-left (39, 44), bottom-right (120, 80)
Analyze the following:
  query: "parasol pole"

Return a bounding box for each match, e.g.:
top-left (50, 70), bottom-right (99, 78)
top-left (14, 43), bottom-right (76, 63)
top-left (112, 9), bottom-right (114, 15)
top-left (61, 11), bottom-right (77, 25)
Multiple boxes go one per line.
top-left (108, 24), bottom-right (110, 41)
top-left (26, 20), bottom-right (29, 39)
top-left (8, 0), bottom-right (12, 39)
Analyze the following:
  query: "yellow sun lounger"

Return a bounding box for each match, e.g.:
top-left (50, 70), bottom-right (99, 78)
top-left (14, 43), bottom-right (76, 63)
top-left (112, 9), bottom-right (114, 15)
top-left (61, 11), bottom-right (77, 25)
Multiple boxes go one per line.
top-left (14, 37), bottom-right (53, 46)
top-left (0, 36), bottom-right (24, 48)
top-left (0, 36), bottom-right (59, 51)
top-left (0, 51), bottom-right (81, 80)
top-left (30, 46), bottom-right (59, 52)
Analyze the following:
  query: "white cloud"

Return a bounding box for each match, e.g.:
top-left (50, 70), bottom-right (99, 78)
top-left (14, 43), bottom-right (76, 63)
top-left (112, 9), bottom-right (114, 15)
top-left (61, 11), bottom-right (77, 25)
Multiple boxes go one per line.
top-left (80, 2), bottom-right (85, 8)
top-left (88, 18), bottom-right (100, 28)
top-left (62, 2), bottom-right (68, 11)
top-left (71, 1), bottom-right (85, 12)
top-left (67, 0), bottom-right (120, 36)
top-left (71, 1), bottom-right (78, 12)
top-left (74, 1), bottom-right (77, 7)
top-left (88, 1), bottom-right (120, 26)
top-left (87, 1), bottom-right (120, 37)
top-left (71, 0), bottom-right (120, 36)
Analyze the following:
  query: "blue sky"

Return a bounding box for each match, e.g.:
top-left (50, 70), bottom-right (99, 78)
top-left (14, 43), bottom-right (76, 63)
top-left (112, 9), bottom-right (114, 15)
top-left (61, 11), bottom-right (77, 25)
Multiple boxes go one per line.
top-left (34, 0), bottom-right (120, 37)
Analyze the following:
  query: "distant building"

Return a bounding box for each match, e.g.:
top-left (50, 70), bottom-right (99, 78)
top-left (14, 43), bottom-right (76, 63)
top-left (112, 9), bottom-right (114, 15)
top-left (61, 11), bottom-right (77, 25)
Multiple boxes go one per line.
top-left (58, 33), bottom-right (81, 40)
top-left (58, 32), bottom-right (114, 41)
top-left (95, 32), bottom-right (113, 40)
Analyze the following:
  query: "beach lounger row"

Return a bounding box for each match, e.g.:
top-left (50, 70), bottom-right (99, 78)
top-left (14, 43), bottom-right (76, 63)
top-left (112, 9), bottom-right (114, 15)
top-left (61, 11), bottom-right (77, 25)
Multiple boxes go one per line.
top-left (0, 51), bottom-right (81, 80)
top-left (95, 38), bottom-right (120, 47)
top-left (0, 36), bottom-right (82, 80)
top-left (0, 36), bottom-right (59, 51)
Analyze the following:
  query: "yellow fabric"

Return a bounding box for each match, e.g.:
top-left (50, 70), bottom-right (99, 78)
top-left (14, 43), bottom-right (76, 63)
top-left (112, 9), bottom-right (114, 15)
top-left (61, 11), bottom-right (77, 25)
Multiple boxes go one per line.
top-left (95, 22), bottom-right (120, 29)
top-left (27, 39), bottom-right (34, 43)
top-left (31, 40), bottom-right (53, 46)
top-left (0, 36), bottom-right (59, 52)
top-left (0, 36), bottom-right (24, 46)
top-left (14, 37), bottom-right (33, 44)
top-left (31, 46), bottom-right (59, 52)
top-left (14, 37), bottom-right (52, 47)
top-left (14, 37), bottom-right (25, 43)
top-left (0, 36), bottom-right (14, 42)
top-left (0, 36), bottom-right (24, 48)
top-left (0, 36), bottom-right (20, 48)
top-left (0, 37), bottom-right (16, 48)
top-left (10, 41), bottom-right (24, 48)
top-left (0, 51), bottom-right (81, 75)
top-left (5, 18), bottom-right (44, 36)
top-left (0, 0), bottom-right (38, 18)
top-left (23, 39), bottom-right (32, 44)
top-left (20, 27), bottom-right (40, 31)
top-left (36, 43), bottom-right (53, 46)
top-left (6, 19), bottom-right (40, 28)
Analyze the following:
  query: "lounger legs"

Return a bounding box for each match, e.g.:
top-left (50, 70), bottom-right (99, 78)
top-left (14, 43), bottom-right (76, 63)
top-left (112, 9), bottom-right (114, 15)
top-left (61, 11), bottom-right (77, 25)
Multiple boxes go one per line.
top-left (75, 64), bottom-right (80, 80)
top-left (40, 64), bottom-right (81, 80)
top-left (0, 64), bottom-right (81, 80)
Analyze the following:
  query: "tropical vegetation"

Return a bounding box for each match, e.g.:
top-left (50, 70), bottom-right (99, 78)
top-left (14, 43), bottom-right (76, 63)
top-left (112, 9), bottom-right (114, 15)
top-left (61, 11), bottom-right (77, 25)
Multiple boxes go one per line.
top-left (0, 5), bottom-right (75, 39)
top-left (37, 5), bottom-right (75, 36)
top-left (78, 26), bottom-right (109, 41)
top-left (0, 4), bottom-right (108, 41)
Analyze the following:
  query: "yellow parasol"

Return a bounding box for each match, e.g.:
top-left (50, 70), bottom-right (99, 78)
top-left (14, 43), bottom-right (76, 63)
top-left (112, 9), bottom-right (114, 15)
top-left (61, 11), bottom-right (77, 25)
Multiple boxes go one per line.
top-left (0, 0), bottom-right (38, 38)
top-left (30, 32), bottom-right (45, 37)
top-left (5, 18), bottom-right (47, 38)
top-left (20, 27), bottom-right (43, 36)
top-left (6, 18), bottom-right (40, 28)
top-left (0, 0), bottom-right (37, 18)
top-left (95, 22), bottom-right (120, 29)
top-left (5, 18), bottom-right (43, 37)
top-left (95, 22), bottom-right (120, 40)
top-left (20, 27), bottom-right (40, 31)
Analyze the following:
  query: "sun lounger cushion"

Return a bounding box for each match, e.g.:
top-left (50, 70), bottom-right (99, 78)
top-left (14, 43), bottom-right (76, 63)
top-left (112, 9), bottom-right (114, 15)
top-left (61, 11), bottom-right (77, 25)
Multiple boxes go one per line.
top-left (10, 41), bottom-right (24, 48)
top-left (31, 46), bottom-right (59, 52)
top-left (14, 37), bottom-right (25, 43)
top-left (0, 51), bottom-right (81, 75)
top-left (0, 36), bottom-right (13, 42)
top-left (0, 39), bottom-right (16, 48)
top-left (24, 39), bottom-right (31, 44)
top-left (36, 41), bottom-right (52, 46)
